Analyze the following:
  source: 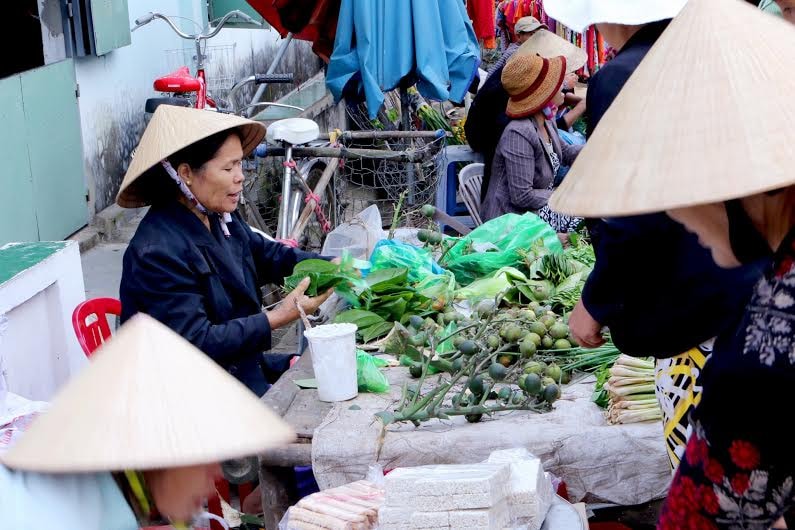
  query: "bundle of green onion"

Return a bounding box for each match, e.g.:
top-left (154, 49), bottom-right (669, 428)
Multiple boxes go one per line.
top-left (604, 355), bottom-right (663, 424)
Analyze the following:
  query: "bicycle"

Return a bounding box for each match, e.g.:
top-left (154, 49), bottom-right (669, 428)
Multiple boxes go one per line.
top-left (132, 10), bottom-right (294, 113)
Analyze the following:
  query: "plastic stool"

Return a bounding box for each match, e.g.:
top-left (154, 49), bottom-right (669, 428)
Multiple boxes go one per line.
top-left (434, 145), bottom-right (484, 229)
top-left (294, 466), bottom-right (320, 499)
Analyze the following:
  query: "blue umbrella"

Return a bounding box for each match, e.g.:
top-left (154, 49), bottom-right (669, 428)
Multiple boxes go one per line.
top-left (326, 0), bottom-right (481, 119)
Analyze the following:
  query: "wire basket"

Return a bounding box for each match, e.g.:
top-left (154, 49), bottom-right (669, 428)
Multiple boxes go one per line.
top-left (334, 135), bottom-right (447, 228)
top-left (163, 43), bottom-right (237, 97)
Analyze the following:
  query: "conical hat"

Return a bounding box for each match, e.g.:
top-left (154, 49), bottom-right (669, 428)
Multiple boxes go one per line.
top-left (521, 29), bottom-right (587, 73)
top-left (117, 106), bottom-right (266, 208)
top-left (549, 0), bottom-right (795, 217)
top-left (1, 314), bottom-right (294, 473)
top-left (544, 0), bottom-right (688, 33)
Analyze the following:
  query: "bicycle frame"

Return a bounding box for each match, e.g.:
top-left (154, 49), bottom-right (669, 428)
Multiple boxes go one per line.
top-left (132, 10), bottom-right (258, 109)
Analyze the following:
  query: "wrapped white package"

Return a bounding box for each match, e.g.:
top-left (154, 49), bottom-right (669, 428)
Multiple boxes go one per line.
top-left (384, 463), bottom-right (509, 510)
top-left (379, 499), bottom-right (510, 530)
top-left (486, 448), bottom-right (554, 530)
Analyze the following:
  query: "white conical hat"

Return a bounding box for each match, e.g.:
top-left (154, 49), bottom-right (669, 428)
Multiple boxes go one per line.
top-left (521, 29), bottom-right (588, 73)
top-left (544, 0), bottom-right (688, 33)
top-left (550, 0), bottom-right (795, 217)
top-left (1, 314), bottom-right (294, 473)
top-left (117, 106), bottom-right (266, 208)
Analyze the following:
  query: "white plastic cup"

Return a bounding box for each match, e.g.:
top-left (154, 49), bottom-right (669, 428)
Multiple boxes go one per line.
top-left (303, 323), bottom-right (358, 402)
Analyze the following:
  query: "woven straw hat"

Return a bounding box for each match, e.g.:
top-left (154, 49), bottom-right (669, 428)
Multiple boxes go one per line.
top-left (514, 16), bottom-right (548, 34)
top-left (1, 314), bottom-right (294, 473)
top-left (117, 106), bottom-right (266, 208)
top-left (521, 29), bottom-right (587, 73)
top-left (549, 0), bottom-right (795, 217)
top-left (502, 53), bottom-right (566, 119)
top-left (543, 0), bottom-right (688, 33)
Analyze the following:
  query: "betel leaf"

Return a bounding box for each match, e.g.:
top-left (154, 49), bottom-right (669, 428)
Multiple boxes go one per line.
top-left (293, 259), bottom-right (338, 274)
top-left (360, 321), bottom-right (395, 343)
top-left (334, 309), bottom-right (385, 329)
top-left (373, 298), bottom-right (408, 321)
top-left (365, 268), bottom-right (409, 293)
top-left (284, 258), bottom-right (365, 297)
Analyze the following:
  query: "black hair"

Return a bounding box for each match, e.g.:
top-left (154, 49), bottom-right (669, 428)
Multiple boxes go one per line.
top-left (167, 128), bottom-right (244, 171)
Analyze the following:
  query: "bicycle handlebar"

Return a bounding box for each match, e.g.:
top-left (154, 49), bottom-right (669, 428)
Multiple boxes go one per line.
top-left (226, 74), bottom-right (296, 114)
top-left (131, 10), bottom-right (260, 38)
top-left (255, 73), bottom-right (294, 84)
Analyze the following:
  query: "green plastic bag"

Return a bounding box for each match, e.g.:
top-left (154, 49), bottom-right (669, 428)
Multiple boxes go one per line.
top-left (441, 213), bottom-right (562, 285)
top-left (455, 267), bottom-right (528, 302)
top-left (357, 350), bottom-right (390, 393)
top-left (369, 239), bottom-right (444, 284)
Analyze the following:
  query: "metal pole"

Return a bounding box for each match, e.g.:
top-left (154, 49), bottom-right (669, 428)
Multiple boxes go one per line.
top-left (248, 33), bottom-right (295, 117)
top-left (278, 145), bottom-right (294, 240)
top-left (400, 86), bottom-right (416, 206)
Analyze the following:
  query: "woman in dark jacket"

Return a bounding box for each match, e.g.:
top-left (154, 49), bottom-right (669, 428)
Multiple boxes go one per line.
top-left (117, 106), bottom-right (330, 396)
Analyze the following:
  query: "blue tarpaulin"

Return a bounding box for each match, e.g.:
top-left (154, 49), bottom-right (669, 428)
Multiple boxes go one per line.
top-left (326, 0), bottom-right (481, 119)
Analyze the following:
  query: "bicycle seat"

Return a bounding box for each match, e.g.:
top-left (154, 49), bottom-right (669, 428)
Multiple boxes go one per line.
top-left (265, 118), bottom-right (320, 146)
top-left (154, 66), bottom-right (201, 93)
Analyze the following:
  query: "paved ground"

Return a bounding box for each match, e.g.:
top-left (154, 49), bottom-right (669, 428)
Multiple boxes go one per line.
top-left (81, 243), bottom-right (127, 300)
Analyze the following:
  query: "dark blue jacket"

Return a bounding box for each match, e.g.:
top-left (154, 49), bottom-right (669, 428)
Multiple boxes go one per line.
top-left (464, 65), bottom-right (510, 202)
top-left (581, 21), bottom-right (765, 357)
top-left (120, 200), bottom-right (317, 394)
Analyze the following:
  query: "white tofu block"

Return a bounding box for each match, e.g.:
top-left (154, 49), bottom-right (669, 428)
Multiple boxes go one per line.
top-left (384, 463), bottom-right (509, 509)
top-left (486, 448), bottom-right (554, 530)
top-left (379, 500), bottom-right (510, 530)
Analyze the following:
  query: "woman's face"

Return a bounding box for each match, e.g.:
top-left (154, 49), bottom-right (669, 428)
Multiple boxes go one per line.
top-left (667, 204), bottom-right (742, 268)
top-left (552, 89), bottom-right (565, 107)
top-left (145, 463), bottom-right (222, 523)
top-left (181, 134), bottom-right (245, 214)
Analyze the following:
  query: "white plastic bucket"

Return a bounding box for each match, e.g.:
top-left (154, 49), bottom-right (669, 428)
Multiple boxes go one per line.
top-left (303, 323), bottom-right (358, 402)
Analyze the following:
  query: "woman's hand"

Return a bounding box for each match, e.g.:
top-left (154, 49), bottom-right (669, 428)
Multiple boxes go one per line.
top-left (267, 277), bottom-right (333, 329)
top-left (569, 299), bottom-right (606, 348)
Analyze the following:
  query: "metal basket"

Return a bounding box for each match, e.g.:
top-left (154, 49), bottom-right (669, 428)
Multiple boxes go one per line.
top-left (333, 135), bottom-right (448, 228)
top-left (163, 43), bottom-right (237, 97)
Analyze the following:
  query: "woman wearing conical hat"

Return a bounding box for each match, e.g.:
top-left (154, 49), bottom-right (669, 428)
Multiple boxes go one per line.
top-left (479, 51), bottom-right (584, 232)
top-left (549, 0), bottom-right (795, 525)
top-left (0, 314), bottom-right (294, 529)
top-left (116, 107), bottom-right (334, 397)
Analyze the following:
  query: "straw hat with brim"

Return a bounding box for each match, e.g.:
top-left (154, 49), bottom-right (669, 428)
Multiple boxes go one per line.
top-left (521, 29), bottom-right (587, 73)
top-left (543, 0), bottom-right (688, 33)
top-left (117, 106), bottom-right (266, 208)
top-left (549, 0), bottom-right (795, 218)
top-left (502, 53), bottom-right (566, 119)
top-left (0, 314), bottom-right (294, 473)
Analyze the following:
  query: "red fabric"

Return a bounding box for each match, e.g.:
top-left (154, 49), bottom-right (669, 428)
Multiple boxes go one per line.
top-left (245, 0), bottom-right (341, 61)
top-left (467, 0), bottom-right (495, 41)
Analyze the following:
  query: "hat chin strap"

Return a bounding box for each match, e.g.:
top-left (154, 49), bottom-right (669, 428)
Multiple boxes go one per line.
top-left (162, 160), bottom-right (233, 237)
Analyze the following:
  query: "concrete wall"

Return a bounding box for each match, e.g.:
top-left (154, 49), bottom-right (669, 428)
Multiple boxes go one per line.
top-left (70, 0), bottom-right (323, 217)
top-left (0, 242), bottom-right (87, 401)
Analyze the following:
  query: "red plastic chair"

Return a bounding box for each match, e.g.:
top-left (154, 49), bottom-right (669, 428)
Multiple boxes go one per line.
top-left (71, 298), bottom-right (122, 357)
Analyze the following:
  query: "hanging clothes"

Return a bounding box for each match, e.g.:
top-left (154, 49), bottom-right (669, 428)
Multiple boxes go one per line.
top-left (467, 0), bottom-right (497, 48)
top-left (495, 0), bottom-right (607, 76)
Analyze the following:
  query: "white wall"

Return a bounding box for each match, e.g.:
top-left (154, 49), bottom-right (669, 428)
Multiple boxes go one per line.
top-left (73, 0), bottom-right (291, 215)
top-left (0, 242), bottom-right (87, 401)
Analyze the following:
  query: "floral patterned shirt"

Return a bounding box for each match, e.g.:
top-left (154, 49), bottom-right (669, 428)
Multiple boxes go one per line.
top-left (696, 225), bottom-right (795, 457)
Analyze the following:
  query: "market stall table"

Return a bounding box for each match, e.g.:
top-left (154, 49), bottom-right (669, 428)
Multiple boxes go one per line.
top-left (259, 351), bottom-right (671, 528)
